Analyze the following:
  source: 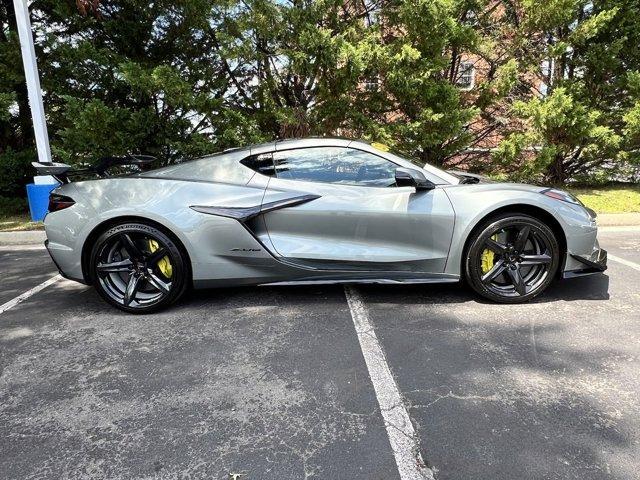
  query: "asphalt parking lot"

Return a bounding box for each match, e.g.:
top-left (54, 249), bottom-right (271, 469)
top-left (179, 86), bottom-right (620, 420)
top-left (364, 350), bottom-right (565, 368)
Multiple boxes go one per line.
top-left (1, 228), bottom-right (639, 480)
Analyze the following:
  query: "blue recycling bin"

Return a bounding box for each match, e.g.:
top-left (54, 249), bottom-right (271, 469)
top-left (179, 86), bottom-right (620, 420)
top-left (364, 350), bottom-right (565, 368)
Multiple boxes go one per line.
top-left (26, 183), bottom-right (59, 222)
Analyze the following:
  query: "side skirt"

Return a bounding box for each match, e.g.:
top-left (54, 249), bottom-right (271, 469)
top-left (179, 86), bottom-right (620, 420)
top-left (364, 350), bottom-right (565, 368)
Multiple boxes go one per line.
top-left (260, 275), bottom-right (460, 287)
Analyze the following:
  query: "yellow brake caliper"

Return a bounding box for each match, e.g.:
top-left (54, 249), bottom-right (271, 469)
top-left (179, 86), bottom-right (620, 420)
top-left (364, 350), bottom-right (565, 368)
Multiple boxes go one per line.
top-left (481, 234), bottom-right (497, 274)
top-left (148, 239), bottom-right (173, 278)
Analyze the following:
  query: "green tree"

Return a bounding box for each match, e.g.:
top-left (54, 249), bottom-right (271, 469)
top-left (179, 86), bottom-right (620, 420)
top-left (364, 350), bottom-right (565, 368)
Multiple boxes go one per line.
top-left (209, 0), bottom-right (380, 139)
top-left (218, 0), bottom-right (519, 168)
top-left (39, 0), bottom-right (256, 165)
top-left (3, 0), bottom-right (639, 199)
top-left (0, 1), bottom-right (36, 198)
top-left (493, 0), bottom-right (640, 184)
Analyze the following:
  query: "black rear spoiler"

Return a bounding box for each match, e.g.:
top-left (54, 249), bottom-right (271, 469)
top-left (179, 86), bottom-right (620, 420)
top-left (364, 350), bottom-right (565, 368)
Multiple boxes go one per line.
top-left (33, 154), bottom-right (156, 184)
top-left (92, 154), bottom-right (156, 176)
top-left (31, 162), bottom-right (73, 184)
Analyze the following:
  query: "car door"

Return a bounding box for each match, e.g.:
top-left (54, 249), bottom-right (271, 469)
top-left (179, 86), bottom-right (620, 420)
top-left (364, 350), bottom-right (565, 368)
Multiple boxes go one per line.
top-left (259, 145), bottom-right (455, 273)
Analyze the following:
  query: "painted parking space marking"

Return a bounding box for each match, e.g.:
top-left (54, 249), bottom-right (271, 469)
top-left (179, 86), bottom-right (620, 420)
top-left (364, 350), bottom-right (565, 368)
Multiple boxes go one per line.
top-left (608, 254), bottom-right (640, 272)
top-left (344, 286), bottom-right (434, 480)
top-left (0, 274), bottom-right (62, 315)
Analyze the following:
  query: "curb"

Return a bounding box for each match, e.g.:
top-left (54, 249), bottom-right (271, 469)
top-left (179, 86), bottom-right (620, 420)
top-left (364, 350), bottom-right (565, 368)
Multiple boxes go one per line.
top-left (0, 230), bottom-right (46, 246)
top-left (596, 213), bottom-right (640, 227)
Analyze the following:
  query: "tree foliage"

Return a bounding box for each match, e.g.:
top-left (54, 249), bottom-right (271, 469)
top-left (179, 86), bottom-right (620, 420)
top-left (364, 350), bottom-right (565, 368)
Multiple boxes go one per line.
top-left (492, 0), bottom-right (640, 183)
top-left (1, 0), bottom-right (639, 196)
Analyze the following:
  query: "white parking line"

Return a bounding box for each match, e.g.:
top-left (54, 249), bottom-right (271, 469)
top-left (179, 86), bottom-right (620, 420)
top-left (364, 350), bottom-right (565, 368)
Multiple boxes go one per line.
top-left (344, 286), bottom-right (434, 480)
top-left (0, 275), bottom-right (62, 315)
top-left (608, 254), bottom-right (640, 272)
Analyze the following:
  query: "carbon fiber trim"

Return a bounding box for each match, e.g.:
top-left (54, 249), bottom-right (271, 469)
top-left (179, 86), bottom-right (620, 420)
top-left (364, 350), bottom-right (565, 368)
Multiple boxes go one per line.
top-left (563, 248), bottom-right (608, 278)
top-left (190, 194), bottom-right (321, 222)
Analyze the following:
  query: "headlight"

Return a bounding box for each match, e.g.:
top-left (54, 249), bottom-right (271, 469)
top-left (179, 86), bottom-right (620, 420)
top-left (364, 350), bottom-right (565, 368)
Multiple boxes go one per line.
top-left (542, 188), bottom-right (596, 221)
top-left (541, 188), bottom-right (583, 206)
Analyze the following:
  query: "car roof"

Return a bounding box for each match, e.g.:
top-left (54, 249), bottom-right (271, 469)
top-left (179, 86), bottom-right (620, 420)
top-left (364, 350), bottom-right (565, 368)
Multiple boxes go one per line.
top-left (245, 137), bottom-right (356, 155)
top-left (140, 136), bottom-right (457, 185)
top-left (275, 137), bottom-right (354, 149)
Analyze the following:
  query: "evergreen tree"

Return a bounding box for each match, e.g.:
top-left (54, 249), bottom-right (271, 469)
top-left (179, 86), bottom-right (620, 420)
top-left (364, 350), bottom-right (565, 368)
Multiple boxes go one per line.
top-left (0, 1), bottom-right (36, 198)
top-left (1, 0), bottom-right (639, 198)
top-left (492, 0), bottom-right (640, 184)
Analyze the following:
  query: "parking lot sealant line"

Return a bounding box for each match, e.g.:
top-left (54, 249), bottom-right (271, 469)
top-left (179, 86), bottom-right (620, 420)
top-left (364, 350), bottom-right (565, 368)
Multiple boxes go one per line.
top-left (0, 274), bottom-right (62, 315)
top-left (608, 254), bottom-right (640, 272)
top-left (344, 286), bottom-right (435, 480)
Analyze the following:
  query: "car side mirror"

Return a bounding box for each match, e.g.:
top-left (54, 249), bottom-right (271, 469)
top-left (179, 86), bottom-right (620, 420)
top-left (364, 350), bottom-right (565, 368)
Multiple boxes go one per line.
top-left (395, 168), bottom-right (435, 190)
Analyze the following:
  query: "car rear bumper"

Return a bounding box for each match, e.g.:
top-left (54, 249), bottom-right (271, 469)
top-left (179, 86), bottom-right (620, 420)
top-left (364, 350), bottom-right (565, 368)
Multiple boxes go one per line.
top-left (45, 239), bottom-right (88, 284)
top-left (562, 247), bottom-right (608, 279)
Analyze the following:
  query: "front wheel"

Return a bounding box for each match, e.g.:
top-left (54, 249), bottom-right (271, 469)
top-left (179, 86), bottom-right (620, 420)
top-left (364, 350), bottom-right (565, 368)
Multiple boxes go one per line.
top-left (464, 214), bottom-right (560, 303)
top-left (90, 222), bottom-right (189, 313)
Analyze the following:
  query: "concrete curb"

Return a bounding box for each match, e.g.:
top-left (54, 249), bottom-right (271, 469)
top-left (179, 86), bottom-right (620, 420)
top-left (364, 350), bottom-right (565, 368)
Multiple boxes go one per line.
top-left (0, 230), bottom-right (46, 246)
top-left (597, 213), bottom-right (640, 227)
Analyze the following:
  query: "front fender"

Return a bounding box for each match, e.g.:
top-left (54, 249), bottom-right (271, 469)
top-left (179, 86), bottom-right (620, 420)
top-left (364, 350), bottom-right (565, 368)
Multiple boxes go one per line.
top-left (442, 184), bottom-right (596, 276)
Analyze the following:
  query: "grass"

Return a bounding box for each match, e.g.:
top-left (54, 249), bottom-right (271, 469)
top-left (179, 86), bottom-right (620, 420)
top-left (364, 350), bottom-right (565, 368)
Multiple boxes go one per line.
top-left (568, 184), bottom-right (640, 214)
top-left (0, 196), bottom-right (44, 232)
top-left (0, 214), bottom-right (44, 232)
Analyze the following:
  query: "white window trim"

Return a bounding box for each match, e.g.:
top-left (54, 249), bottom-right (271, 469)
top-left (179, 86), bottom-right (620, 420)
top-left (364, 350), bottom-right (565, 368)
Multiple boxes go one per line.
top-left (456, 62), bottom-right (476, 91)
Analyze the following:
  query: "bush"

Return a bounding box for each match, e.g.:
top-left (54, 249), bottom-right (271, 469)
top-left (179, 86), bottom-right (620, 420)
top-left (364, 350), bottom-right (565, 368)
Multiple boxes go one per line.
top-left (0, 148), bottom-right (35, 198)
top-left (0, 196), bottom-right (28, 218)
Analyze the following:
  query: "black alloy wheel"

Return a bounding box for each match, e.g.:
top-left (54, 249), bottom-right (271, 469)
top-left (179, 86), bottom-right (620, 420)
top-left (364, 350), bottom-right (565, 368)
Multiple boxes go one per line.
top-left (90, 222), bottom-right (188, 313)
top-left (465, 214), bottom-right (560, 303)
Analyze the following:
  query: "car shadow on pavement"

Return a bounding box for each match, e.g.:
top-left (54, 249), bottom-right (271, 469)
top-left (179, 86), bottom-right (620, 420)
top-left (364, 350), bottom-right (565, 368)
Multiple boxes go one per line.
top-left (316, 273), bottom-right (611, 307)
top-left (354, 290), bottom-right (634, 480)
top-left (539, 274), bottom-right (610, 302)
top-left (387, 315), bottom-right (634, 480)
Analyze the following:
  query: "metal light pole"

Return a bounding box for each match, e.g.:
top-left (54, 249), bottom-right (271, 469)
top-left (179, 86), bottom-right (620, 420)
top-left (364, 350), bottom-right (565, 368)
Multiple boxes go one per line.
top-left (13, 0), bottom-right (52, 165)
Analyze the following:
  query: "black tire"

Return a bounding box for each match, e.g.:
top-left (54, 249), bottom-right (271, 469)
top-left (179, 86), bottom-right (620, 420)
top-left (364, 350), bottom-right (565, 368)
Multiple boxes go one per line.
top-left (464, 213), bottom-right (560, 303)
top-left (90, 222), bottom-right (189, 313)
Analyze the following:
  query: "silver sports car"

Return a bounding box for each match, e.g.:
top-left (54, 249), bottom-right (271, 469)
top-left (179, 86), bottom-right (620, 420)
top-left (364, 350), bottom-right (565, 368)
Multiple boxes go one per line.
top-left (35, 138), bottom-right (607, 313)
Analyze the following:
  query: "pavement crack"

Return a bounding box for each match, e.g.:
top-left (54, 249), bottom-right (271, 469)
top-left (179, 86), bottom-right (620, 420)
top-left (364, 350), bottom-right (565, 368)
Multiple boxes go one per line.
top-left (411, 391), bottom-right (502, 410)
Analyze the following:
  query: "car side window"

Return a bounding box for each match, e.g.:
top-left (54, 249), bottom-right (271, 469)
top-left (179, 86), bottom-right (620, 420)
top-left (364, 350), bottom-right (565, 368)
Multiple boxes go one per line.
top-left (240, 153), bottom-right (276, 176)
top-left (271, 147), bottom-right (398, 187)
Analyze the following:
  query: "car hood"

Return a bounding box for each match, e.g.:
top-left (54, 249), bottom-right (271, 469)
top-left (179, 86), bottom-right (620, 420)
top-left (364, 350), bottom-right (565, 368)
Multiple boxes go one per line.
top-left (446, 170), bottom-right (495, 184)
top-left (442, 180), bottom-right (547, 195)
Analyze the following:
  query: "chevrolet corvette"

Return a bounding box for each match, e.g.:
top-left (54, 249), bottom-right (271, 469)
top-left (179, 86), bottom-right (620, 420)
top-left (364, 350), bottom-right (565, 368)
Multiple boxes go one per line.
top-left (35, 138), bottom-right (607, 313)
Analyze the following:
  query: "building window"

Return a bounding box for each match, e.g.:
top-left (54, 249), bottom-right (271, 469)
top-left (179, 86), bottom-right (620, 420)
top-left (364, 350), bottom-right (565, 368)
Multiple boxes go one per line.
top-left (363, 0), bottom-right (379, 26)
top-left (539, 59), bottom-right (552, 97)
top-left (456, 62), bottom-right (475, 90)
top-left (364, 75), bottom-right (379, 92)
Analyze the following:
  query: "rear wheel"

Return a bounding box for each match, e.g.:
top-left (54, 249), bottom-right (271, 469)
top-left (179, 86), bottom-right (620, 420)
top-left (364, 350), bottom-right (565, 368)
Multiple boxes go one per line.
top-left (465, 214), bottom-right (560, 303)
top-left (90, 222), bottom-right (189, 313)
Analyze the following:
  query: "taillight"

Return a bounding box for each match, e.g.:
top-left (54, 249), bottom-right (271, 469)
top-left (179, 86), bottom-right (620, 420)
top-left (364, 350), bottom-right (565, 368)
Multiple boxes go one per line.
top-left (48, 193), bottom-right (75, 212)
